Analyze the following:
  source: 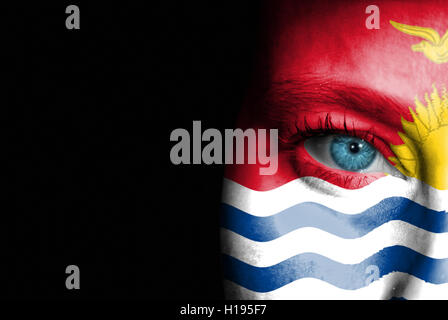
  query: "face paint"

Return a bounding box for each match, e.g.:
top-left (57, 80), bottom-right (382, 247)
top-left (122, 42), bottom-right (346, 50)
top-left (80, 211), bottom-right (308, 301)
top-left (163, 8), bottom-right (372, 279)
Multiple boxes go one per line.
top-left (221, 0), bottom-right (448, 299)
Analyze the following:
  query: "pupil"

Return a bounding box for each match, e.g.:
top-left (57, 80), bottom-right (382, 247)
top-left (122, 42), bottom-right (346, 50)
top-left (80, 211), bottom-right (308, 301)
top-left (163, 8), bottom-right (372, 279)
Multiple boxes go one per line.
top-left (329, 135), bottom-right (377, 172)
top-left (349, 142), bottom-right (360, 153)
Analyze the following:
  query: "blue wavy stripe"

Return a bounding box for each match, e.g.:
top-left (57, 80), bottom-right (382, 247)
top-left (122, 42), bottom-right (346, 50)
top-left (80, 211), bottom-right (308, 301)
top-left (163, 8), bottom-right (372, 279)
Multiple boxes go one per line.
top-left (221, 197), bottom-right (448, 241)
top-left (222, 246), bottom-right (448, 292)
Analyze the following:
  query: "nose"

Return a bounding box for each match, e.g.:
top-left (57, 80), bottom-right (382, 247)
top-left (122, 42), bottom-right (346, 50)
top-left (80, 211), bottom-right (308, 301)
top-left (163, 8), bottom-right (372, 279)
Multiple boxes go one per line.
top-left (389, 86), bottom-right (448, 190)
top-left (386, 91), bottom-right (448, 298)
top-left (420, 125), bottom-right (448, 190)
top-left (381, 179), bottom-right (448, 299)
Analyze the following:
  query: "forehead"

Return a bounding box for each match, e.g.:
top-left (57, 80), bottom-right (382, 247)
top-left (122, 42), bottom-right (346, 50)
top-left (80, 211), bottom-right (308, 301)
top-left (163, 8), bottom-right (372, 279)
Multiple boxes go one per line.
top-left (264, 0), bottom-right (448, 104)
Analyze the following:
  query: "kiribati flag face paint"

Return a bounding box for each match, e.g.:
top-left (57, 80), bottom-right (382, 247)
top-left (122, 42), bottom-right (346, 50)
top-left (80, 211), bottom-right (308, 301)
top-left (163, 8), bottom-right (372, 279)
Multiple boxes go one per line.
top-left (221, 0), bottom-right (448, 299)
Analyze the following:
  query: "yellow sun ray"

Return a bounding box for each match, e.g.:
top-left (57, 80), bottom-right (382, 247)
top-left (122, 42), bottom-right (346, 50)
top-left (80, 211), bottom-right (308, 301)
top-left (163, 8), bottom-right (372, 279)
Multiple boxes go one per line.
top-left (389, 85), bottom-right (448, 190)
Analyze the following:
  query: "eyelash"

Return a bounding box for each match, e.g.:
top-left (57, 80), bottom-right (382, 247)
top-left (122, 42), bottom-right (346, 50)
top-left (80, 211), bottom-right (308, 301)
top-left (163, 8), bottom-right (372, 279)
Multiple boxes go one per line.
top-left (278, 113), bottom-right (394, 188)
top-left (280, 113), bottom-right (392, 159)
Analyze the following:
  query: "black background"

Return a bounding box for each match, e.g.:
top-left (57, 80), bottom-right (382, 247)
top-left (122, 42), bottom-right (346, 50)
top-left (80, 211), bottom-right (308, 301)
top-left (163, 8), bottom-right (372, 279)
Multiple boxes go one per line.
top-left (6, 2), bottom-right (261, 299)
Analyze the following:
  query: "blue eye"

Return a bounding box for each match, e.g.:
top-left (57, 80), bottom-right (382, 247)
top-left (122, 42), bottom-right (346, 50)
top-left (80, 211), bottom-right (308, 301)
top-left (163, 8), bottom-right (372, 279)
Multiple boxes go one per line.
top-left (330, 135), bottom-right (376, 171)
top-left (304, 134), bottom-right (403, 177)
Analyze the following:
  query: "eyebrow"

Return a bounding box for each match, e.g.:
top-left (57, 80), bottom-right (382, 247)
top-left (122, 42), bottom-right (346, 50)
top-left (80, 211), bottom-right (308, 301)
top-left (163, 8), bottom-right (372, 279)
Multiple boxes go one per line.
top-left (260, 76), bottom-right (411, 131)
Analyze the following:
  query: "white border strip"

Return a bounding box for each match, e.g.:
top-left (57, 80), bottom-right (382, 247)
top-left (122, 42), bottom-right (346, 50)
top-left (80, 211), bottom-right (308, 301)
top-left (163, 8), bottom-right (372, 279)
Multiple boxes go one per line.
top-left (224, 272), bottom-right (448, 300)
top-left (221, 221), bottom-right (448, 267)
top-left (222, 176), bottom-right (448, 216)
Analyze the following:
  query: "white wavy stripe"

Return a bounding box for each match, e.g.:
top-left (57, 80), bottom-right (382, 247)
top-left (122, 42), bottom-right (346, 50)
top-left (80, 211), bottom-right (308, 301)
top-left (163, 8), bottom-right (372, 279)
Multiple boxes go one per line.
top-left (224, 273), bottom-right (448, 300)
top-left (222, 176), bottom-right (448, 217)
top-left (221, 220), bottom-right (448, 266)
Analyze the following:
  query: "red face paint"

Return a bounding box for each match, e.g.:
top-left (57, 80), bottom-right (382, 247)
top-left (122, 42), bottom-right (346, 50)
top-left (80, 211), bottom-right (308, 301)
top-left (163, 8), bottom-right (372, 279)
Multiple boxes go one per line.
top-left (225, 0), bottom-right (448, 191)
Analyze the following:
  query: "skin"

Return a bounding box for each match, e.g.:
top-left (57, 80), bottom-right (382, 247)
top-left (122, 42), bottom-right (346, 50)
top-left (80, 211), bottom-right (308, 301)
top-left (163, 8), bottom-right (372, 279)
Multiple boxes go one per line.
top-left (224, 0), bottom-right (448, 299)
top-left (264, 0), bottom-right (448, 105)
top-left (227, 0), bottom-right (448, 190)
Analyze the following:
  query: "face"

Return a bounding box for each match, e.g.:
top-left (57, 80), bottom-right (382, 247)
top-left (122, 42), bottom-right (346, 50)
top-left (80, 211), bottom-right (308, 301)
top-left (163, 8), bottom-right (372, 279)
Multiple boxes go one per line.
top-left (221, 0), bottom-right (448, 299)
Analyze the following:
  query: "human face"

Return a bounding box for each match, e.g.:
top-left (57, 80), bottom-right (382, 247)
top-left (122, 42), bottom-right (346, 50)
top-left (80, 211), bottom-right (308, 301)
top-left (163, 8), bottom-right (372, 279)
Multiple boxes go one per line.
top-left (221, 0), bottom-right (448, 299)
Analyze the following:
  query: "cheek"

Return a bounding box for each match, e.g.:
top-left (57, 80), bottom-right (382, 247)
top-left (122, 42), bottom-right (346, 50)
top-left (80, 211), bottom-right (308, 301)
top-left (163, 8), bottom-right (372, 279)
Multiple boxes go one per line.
top-left (223, 151), bottom-right (300, 191)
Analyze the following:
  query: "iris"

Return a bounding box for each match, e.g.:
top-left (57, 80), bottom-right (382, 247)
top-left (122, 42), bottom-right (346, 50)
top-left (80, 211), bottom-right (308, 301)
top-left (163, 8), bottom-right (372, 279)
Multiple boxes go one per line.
top-left (330, 135), bottom-right (377, 171)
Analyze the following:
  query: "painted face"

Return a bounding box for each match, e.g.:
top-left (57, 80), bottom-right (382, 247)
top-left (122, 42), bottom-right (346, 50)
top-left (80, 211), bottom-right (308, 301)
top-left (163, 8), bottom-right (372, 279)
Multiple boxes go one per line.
top-left (221, 0), bottom-right (448, 299)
